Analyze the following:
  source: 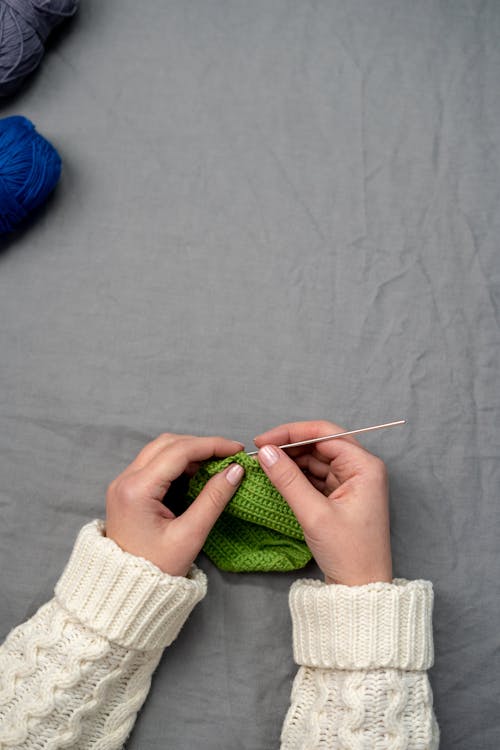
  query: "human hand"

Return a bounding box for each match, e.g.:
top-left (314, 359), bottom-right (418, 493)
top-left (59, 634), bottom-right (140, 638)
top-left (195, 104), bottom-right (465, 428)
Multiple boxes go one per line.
top-left (105, 433), bottom-right (245, 577)
top-left (253, 420), bottom-right (392, 586)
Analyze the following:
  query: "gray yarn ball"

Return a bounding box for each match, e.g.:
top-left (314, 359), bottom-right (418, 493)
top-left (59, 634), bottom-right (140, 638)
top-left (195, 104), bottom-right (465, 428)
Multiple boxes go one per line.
top-left (0, 0), bottom-right (79, 97)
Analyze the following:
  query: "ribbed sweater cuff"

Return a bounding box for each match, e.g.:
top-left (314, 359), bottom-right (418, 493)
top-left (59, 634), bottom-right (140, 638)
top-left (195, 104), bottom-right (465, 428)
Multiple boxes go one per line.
top-left (289, 578), bottom-right (434, 671)
top-left (54, 519), bottom-right (207, 652)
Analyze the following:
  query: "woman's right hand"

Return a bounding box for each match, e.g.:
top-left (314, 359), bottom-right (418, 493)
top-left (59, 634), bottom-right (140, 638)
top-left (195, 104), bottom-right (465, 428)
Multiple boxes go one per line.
top-left (253, 420), bottom-right (392, 586)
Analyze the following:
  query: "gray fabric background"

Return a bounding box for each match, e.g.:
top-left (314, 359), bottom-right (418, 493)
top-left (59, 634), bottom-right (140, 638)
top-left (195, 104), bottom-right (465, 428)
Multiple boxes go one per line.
top-left (1, 1), bottom-right (499, 747)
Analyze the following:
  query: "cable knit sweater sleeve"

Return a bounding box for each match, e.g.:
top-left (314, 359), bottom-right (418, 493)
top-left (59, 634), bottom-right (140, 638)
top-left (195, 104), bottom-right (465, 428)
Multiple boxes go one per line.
top-left (0, 520), bottom-right (440, 750)
top-left (280, 577), bottom-right (440, 749)
top-left (0, 519), bottom-right (207, 749)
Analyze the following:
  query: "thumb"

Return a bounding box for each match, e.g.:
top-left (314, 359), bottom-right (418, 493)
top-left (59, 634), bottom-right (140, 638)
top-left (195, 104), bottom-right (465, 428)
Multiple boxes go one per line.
top-left (257, 445), bottom-right (325, 528)
top-left (178, 463), bottom-right (245, 542)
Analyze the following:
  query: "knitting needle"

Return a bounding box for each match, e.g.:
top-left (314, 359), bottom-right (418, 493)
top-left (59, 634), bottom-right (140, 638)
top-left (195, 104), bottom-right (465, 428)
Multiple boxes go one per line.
top-left (246, 419), bottom-right (406, 456)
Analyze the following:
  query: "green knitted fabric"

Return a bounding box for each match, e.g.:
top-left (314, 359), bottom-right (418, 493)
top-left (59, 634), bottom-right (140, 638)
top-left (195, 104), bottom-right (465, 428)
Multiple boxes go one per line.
top-left (186, 452), bottom-right (312, 573)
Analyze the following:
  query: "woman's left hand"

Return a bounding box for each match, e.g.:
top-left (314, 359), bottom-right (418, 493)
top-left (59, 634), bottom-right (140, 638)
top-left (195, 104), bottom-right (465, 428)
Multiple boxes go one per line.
top-left (105, 433), bottom-right (245, 577)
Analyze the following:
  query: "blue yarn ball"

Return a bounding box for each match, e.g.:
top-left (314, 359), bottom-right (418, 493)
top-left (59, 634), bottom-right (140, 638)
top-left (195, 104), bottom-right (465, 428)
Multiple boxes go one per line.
top-left (0, 115), bottom-right (61, 233)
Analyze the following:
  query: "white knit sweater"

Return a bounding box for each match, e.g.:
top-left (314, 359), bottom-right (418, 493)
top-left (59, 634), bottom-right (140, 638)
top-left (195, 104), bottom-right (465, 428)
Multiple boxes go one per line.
top-left (0, 520), bottom-right (440, 749)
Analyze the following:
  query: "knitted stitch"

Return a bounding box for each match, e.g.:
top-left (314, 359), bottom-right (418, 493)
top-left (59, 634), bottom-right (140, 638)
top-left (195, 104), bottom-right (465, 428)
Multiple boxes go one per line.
top-left (281, 578), bottom-right (439, 749)
top-left (0, 520), bottom-right (440, 749)
top-left (0, 520), bottom-right (207, 748)
top-left (55, 520), bottom-right (207, 651)
top-left (186, 451), bottom-right (312, 572)
top-left (288, 577), bottom-right (434, 671)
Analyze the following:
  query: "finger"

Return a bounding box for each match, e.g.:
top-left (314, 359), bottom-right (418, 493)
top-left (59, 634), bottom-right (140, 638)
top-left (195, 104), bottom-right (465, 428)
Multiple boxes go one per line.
top-left (323, 470), bottom-right (342, 494)
top-left (121, 433), bottom-right (193, 477)
top-left (296, 456), bottom-right (342, 495)
top-left (176, 463), bottom-right (245, 541)
top-left (124, 432), bottom-right (239, 477)
top-left (256, 420), bottom-right (381, 485)
top-left (304, 474), bottom-right (328, 494)
top-left (134, 436), bottom-right (244, 499)
top-left (253, 420), bottom-right (362, 451)
top-left (184, 461), bottom-right (202, 477)
top-left (257, 445), bottom-right (326, 528)
top-left (295, 453), bottom-right (330, 480)
top-left (312, 438), bottom-right (381, 484)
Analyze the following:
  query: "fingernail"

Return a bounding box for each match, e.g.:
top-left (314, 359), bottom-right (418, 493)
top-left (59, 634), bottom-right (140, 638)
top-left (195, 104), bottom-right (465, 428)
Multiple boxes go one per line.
top-left (225, 463), bottom-right (244, 486)
top-left (259, 445), bottom-right (280, 467)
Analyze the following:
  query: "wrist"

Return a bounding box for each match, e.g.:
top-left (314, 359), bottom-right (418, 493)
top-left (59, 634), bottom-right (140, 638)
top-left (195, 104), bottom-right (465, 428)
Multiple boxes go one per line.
top-left (324, 569), bottom-right (393, 586)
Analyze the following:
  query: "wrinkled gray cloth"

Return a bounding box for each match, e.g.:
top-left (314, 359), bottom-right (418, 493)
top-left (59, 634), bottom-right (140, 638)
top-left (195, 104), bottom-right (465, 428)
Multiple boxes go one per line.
top-left (0, 1), bottom-right (499, 748)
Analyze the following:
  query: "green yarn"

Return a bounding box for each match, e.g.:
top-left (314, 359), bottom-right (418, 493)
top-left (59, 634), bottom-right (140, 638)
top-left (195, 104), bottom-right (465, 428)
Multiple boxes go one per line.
top-left (186, 452), bottom-right (312, 573)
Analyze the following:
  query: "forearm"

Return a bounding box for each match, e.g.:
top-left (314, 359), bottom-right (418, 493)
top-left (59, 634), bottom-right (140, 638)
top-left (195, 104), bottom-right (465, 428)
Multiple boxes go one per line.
top-left (281, 578), bottom-right (439, 749)
top-left (0, 520), bottom-right (206, 749)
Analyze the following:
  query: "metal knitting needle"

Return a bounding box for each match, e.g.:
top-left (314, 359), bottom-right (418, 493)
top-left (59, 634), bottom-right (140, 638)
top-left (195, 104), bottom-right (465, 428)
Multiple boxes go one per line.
top-left (246, 419), bottom-right (406, 455)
